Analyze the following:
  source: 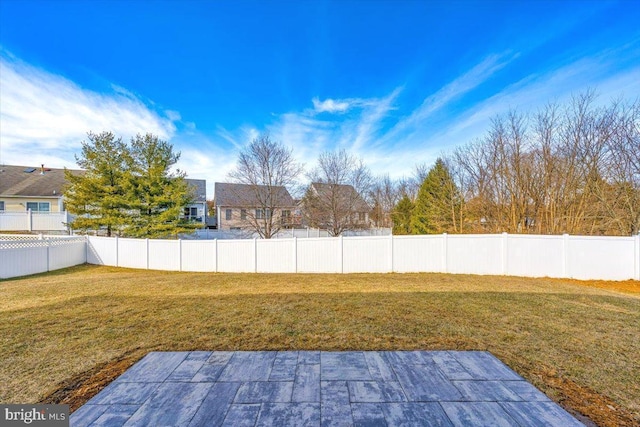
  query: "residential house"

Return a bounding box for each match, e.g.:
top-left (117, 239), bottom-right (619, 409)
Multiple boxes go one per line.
top-left (214, 182), bottom-right (296, 231)
top-left (0, 164), bottom-right (208, 231)
top-left (183, 179), bottom-right (207, 226)
top-left (302, 182), bottom-right (372, 235)
top-left (0, 164), bottom-right (83, 213)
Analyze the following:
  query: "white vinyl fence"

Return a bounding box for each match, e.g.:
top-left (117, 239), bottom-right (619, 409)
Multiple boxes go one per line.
top-left (0, 211), bottom-right (70, 232)
top-left (82, 233), bottom-right (640, 281)
top-left (0, 235), bottom-right (86, 279)
top-left (187, 227), bottom-right (392, 240)
top-left (2, 233), bottom-right (639, 280)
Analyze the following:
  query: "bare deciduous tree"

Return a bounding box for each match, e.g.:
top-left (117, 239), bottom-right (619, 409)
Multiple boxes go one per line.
top-left (450, 91), bottom-right (639, 236)
top-left (229, 134), bottom-right (303, 238)
top-left (369, 175), bottom-right (400, 228)
top-left (303, 149), bottom-right (373, 236)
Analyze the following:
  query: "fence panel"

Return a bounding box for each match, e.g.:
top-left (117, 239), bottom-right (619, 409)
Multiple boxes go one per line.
top-left (217, 240), bottom-right (255, 272)
top-left (148, 240), bottom-right (180, 271)
top-left (87, 236), bottom-right (116, 265)
top-left (393, 235), bottom-right (444, 273)
top-left (117, 238), bottom-right (148, 269)
top-left (49, 239), bottom-right (86, 271)
top-left (506, 235), bottom-right (564, 278)
top-left (4, 233), bottom-right (639, 280)
top-left (257, 239), bottom-right (295, 273)
top-left (447, 235), bottom-right (503, 275)
top-left (297, 238), bottom-right (341, 273)
top-left (567, 236), bottom-right (635, 280)
top-left (32, 213), bottom-right (67, 231)
top-left (0, 213), bottom-right (28, 231)
top-left (181, 240), bottom-right (216, 272)
top-left (0, 245), bottom-right (48, 278)
top-left (343, 236), bottom-right (390, 273)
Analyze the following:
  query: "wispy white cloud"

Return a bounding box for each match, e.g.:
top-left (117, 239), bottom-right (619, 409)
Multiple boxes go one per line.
top-left (258, 46), bottom-right (639, 182)
top-left (0, 51), bottom-right (177, 168)
top-left (442, 53), bottom-right (640, 147)
top-left (257, 53), bottom-right (519, 179)
top-left (3, 39), bottom-right (638, 199)
top-left (165, 110), bottom-right (182, 122)
top-left (312, 97), bottom-right (352, 113)
top-left (396, 51), bottom-right (518, 130)
top-left (263, 89), bottom-right (402, 174)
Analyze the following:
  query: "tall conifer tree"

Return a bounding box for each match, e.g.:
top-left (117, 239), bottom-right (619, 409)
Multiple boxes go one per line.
top-left (391, 194), bottom-right (414, 235)
top-left (410, 158), bottom-right (462, 234)
top-left (125, 133), bottom-right (195, 238)
top-left (64, 132), bottom-right (131, 236)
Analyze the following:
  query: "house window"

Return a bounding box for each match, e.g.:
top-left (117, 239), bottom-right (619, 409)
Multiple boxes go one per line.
top-left (241, 209), bottom-right (247, 220)
top-left (358, 212), bottom-right (366, 221)
top-left (0, 201), bottom-right (4, 211)
top-left (225, 209), bottom-right (232, 220)
top-left (256, 209), bottom-right (271, 219)
top-left (184, 207), bottom-right (197, 217)
top-left (281, 210), bottom-right (291, 226)
top-left (26, 202), bottom-right (50, 212)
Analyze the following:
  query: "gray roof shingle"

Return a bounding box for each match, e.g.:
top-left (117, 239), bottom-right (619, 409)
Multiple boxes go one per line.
top-left (0, 165), bottom-right (83, 197)
top-left (214, 182), bottom-right (294, 208)
top-left (186, 179), bottom-right (206, 202)
top-left (310, 182), bottom-right (371, 212)
top-left (1, 165), bottom-right (206, 202)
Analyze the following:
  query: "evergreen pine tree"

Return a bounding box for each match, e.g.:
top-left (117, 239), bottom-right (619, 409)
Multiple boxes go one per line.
top-left (125, 133), bottom-right (196, 238)
top-left (410, 158), bottom-right (462, 234)
top-left (391, 195), bottom-right (414, 235)
top-left (64, 132), bottom-right (132, 236)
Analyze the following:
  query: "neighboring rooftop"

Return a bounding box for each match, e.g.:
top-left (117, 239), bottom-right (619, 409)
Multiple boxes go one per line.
top-left (186, 179), bottom-right (207, 202)
top-left (309, 182), bottom-right (371, 212)
top-left (0, 165), bottom-right (83, 197)
top-left (1, 165), bottom-right (207, 202)
top-left (215, 182), bottom-right (295, 207)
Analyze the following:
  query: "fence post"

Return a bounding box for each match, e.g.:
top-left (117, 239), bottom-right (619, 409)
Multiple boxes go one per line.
top-left (442, 233), bottom-right (448, 273)
top-left (635, 232), bottom-right (640, 281)
top-left (254, 237), bottom-right (258, 273)
top-left (179, 238), bottom-right (182, 272)
top-left (389, 233), bottom-right (394, 273)
top-left (214, 239), bottom-right (218, 273)
top-left (293, 237), bottom-right (298, 273)
top-left (339, 235), bottom-right (344, 273)
top-left (146, 238), bottom-right (150, 269)
top-left (46, 238), bottom-right (51, 272)
top-left (562, 233), bottom-right (569, 278)
top-left (27, 209), bottom-right (33, 232)
top-left (502, 232), bottom-right (508, 275)
top-left (115, 235), bottom-right (119, 267)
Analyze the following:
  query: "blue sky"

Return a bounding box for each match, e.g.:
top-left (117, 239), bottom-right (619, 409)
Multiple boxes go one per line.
top-left (1, 0), bottom-right (639, 198)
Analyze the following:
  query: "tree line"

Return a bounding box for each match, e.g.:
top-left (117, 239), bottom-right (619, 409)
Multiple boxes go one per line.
top-left (391, 91), bottom-right (640, 236)
top-left (67, 90), bottom-right (638, 238)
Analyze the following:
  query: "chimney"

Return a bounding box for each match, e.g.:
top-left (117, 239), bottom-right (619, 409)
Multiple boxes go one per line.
top-left (41, 164), bottom-right (45, 175)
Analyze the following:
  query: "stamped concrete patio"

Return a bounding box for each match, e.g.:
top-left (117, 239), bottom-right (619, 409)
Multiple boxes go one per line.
top-left (70, 351), bottom-right (583, 426)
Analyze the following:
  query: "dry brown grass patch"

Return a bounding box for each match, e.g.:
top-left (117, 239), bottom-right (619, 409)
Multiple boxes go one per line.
top-left (1, 265), bottom-right (638, 426)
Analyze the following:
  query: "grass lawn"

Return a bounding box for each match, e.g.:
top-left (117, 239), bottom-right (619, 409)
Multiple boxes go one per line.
top-left (1, 265), bottom-right (639, 426)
